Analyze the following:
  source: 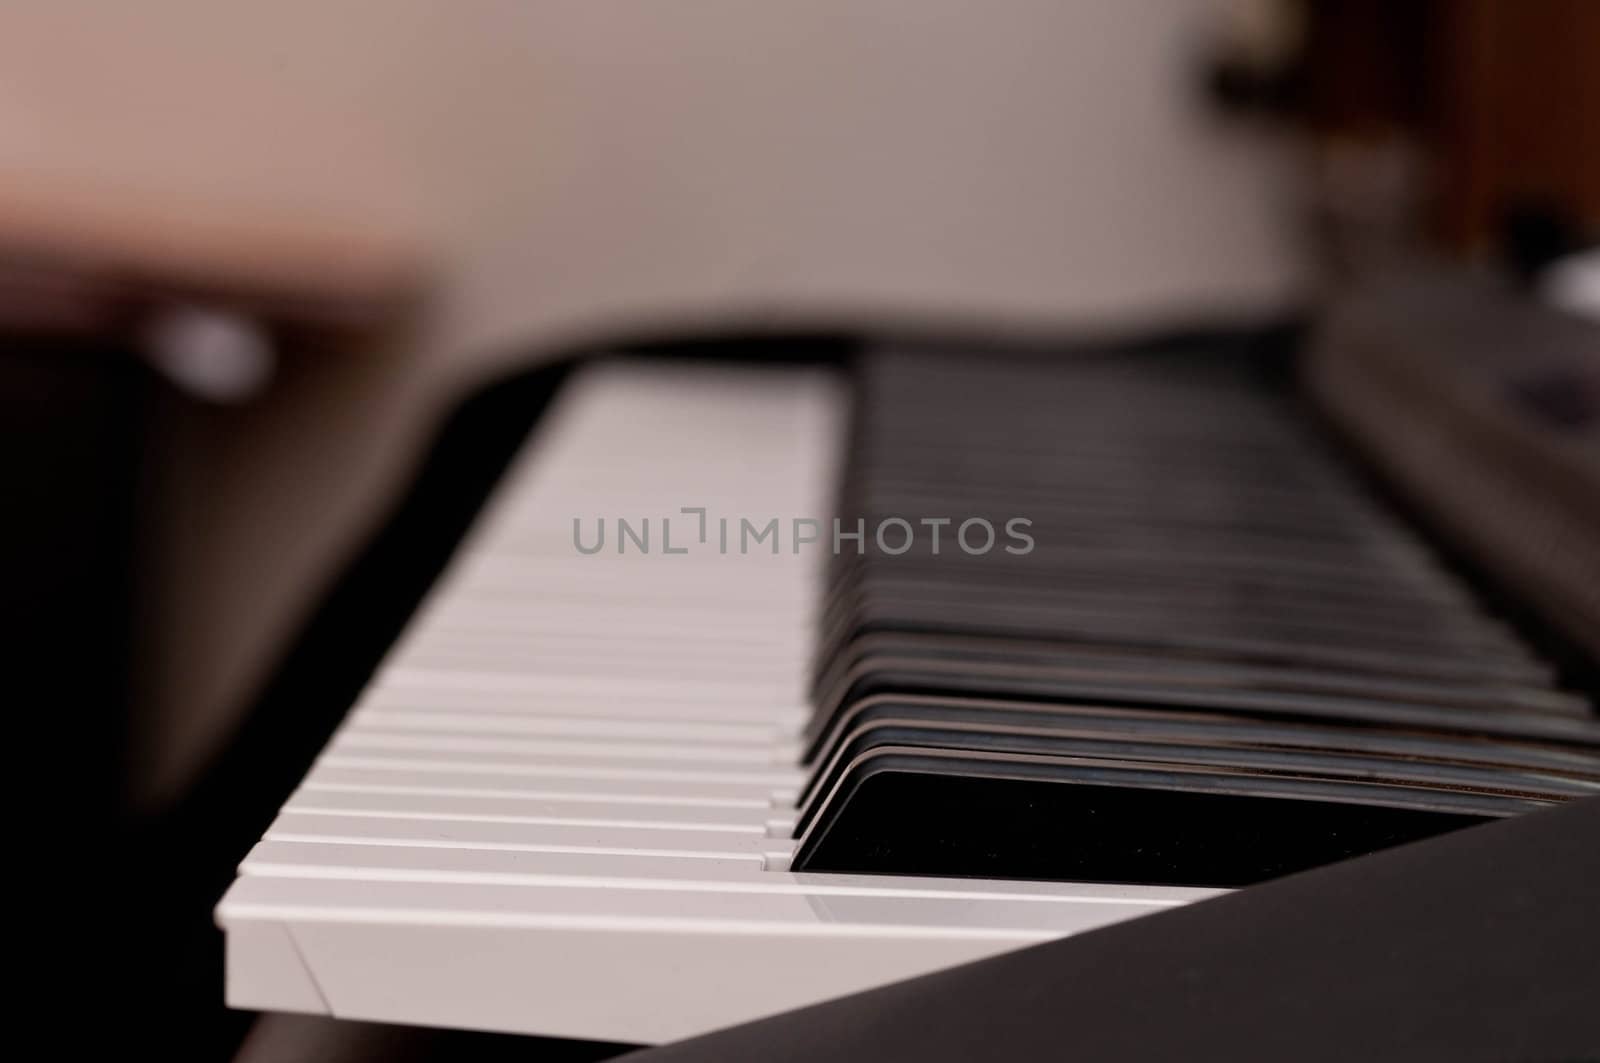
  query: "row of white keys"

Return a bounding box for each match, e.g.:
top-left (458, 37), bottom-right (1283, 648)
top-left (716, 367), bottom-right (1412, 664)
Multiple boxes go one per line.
top-left (219, 360), bottom-right (1212, 1044)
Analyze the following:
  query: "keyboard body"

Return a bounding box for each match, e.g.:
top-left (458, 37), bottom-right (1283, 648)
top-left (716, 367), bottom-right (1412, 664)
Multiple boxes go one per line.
top-left (219, 328), bottom-right (1600, 1043)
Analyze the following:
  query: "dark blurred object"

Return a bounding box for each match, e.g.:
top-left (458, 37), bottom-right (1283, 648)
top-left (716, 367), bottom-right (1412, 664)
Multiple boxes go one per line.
top-left (5, 332), bottom-right (143, 839)
top-left (1500, 199), bottom-right (1588, 285)
top-left (1306, 269), bottom-right (1600, 682)
top-left (236, 1016), bottom-right (629, 1063)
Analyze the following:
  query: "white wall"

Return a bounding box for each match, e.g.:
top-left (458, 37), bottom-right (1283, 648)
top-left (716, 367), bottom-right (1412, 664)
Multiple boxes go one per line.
top-left (0, 0), bottom-right (1307, 803)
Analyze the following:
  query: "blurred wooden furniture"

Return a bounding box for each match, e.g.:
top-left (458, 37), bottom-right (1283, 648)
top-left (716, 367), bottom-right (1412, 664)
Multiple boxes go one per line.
top-left (4, 177), bottom-right (424, 1056)
top-left (1297, 0), bottom-right (1600, 254)
top-left (4, 178), bottom-right (424, 809)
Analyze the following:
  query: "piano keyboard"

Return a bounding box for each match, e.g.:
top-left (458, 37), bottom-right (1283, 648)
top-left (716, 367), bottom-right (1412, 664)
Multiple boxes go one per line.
top-left (219, 352), bottom-right (1600, 1044)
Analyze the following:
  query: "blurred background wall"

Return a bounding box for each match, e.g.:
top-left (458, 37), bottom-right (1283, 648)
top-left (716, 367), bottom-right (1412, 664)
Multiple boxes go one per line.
top-left (0, 0), bottom-right (1308, 807)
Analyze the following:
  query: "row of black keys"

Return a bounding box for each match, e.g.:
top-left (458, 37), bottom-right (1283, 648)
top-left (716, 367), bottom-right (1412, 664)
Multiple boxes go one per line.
top-left (788, 348), bottom-right (1600, 886)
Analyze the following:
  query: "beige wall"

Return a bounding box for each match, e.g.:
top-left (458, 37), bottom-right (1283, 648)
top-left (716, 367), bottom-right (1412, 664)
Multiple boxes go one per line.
top-left (0, 0), bottom-right (1307, 805)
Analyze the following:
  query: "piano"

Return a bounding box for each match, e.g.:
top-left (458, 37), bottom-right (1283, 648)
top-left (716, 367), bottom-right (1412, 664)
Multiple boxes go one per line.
top-left (216, 274), bottom-right (1600, 1047)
